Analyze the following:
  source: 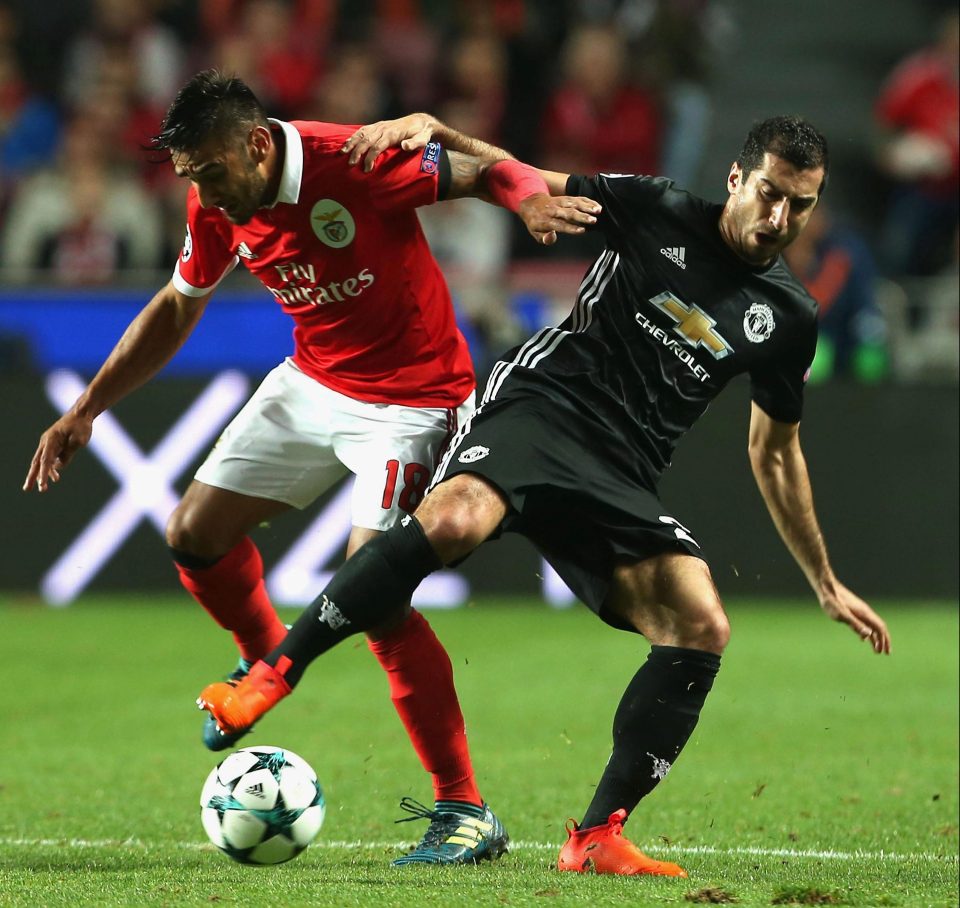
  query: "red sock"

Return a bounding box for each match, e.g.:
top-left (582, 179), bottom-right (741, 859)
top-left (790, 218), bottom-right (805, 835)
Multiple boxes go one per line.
top-left (175, 537), bottom-right (287, 662)
top-left (367, 610), bottom-right (482, 806)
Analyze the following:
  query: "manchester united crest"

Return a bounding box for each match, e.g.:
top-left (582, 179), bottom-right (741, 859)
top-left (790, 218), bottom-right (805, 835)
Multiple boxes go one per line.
top-left (310, 199), bottom-right (356, 248)
top-left (743, 302), bottom-right (776, 343)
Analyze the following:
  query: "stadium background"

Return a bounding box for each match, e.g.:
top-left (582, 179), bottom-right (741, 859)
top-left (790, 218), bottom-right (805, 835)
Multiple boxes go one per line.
top-left (0, 0), bottom-right (956, 607)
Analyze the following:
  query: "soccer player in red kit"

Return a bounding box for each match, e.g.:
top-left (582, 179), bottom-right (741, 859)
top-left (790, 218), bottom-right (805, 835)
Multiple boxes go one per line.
top-left (23, 70), bottom-right (599, 866)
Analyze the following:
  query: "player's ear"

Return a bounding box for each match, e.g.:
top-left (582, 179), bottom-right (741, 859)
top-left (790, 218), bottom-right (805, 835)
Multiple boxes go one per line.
top-left (727, 163), bottom-right (742, 195)
top-left (249, 125), bottom-right (272, 163)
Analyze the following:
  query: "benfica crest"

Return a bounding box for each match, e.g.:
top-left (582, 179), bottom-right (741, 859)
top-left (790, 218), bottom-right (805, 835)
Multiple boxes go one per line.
top-left (310, 199), bottom-right (356, 248)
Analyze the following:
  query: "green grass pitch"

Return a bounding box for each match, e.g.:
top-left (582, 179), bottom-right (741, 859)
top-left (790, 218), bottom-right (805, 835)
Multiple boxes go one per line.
top-left (0, 596), bottom-right (956, 907)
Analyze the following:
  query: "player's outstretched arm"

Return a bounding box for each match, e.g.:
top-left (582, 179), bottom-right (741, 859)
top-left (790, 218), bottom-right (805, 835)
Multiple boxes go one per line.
top-left (342, 112), bottom-right (512, 172)
top-left (747, 402), bottom-right (892, 654)
top-left (454, 154), bottom-right (600, 246)
top-left (340, 114), bottom-right (600, 246)
top-left (23, 281), bottom-right (210, 493)
top-left (341, 112), bottom-right (574, 196)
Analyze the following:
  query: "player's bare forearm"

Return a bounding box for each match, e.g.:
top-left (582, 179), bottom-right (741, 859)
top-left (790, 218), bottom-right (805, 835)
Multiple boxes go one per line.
top-left (341, 113), bottom-right (573, 194)
top-left (748, 418), bottom-right (832, 593)
top-left (747, 402), bottom-right (891, 653)
top-left (23, 282), bottom-right (207, 493)
top-left (342, 113), bottom-right (514, 172)
top-left (442, 152), bottom-right (600, 245)
top-left (74, 283), bottom-right (207, 419)
top-left (430, 120), bottom-right (514, 164)
top-left (340, 115), bottom-right (598, 243)
top-left (341, 113), bottom-right (575, 196)
top-left (440, 151), bottom-right (494, 203)
top-left (536, 169), bottom-right (577, 197)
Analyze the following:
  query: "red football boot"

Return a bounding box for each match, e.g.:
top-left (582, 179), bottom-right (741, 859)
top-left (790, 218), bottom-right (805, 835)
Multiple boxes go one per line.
top-left (557, 809), bottom-right (688, 876)
top-left (197, 659), bottom-right (291, 737)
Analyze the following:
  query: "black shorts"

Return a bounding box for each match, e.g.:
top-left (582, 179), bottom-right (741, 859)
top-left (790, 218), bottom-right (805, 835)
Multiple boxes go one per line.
top-left (432, 390), bottom-right (705, 631)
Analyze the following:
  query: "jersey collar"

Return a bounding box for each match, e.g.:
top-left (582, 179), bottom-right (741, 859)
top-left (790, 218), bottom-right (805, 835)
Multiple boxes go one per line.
top-left (267, 118), bottom-right (303, 206)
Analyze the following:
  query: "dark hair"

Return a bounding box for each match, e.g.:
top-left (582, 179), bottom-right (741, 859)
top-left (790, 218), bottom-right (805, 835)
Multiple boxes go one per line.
top-left (152, 70), bottom-right (268, 153)
top-left (737, 116), bottom-right (829, 192)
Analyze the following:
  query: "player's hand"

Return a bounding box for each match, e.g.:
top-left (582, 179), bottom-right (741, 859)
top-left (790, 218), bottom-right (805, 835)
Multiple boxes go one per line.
top-left (517, 193), bottom-right (602, 246)
top-left (819, 581), bottom-right (891, 654)
top-left (23, 412), bottom-right (93, 493)
top-left (342, 114), bottom-right (436, 173)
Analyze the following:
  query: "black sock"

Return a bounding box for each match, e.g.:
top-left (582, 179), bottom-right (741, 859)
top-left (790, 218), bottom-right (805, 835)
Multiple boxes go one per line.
top-left (261, 517), bottom-right (442, 687)
top-left (580, 644), bottom-right (721, 829)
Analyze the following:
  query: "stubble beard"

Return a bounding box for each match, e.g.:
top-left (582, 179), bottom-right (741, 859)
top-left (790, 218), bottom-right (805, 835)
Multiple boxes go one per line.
top-left (228, 160), bottom-right (270, 225)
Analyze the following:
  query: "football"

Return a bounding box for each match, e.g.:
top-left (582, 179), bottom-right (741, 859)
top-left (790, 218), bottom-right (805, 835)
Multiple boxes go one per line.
top-left (200, 745), bottom-right (325, 864)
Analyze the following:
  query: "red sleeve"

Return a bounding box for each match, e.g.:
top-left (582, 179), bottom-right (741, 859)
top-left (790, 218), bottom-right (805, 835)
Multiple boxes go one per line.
top-left (172, 189), bottom-right (238, 296)
top-left (296, 120), bottom-right (441, 212)
top-left (350, 144), bottom-right (441, 212)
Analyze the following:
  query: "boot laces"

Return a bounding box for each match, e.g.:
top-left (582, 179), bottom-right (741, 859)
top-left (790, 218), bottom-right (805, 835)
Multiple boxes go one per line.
top-left (394, 797), bottom-right (462, 848)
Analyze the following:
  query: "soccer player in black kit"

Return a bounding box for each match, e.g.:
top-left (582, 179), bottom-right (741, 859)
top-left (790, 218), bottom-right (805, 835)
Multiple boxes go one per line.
top-left (200, 115), bottom-right (892, 875)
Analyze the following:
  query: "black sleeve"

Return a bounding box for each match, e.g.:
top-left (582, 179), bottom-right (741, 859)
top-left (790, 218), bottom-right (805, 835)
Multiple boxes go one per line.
top-left (564, 174), bottom-right (585, 196)
top-left (436, 148), bottom-right (452, 201)
top-left (565, 173), bottom-right (674, 244)
top-left (749, 311), bottom-right (817, 424)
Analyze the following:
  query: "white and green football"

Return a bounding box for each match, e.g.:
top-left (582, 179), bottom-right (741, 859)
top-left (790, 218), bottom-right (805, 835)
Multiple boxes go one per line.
top-left (200, 745), bottom-right (325, 865)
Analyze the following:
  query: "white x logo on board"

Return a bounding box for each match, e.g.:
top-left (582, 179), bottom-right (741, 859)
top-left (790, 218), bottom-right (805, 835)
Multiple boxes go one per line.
top-left (40, 369), bottom-right (250, 604)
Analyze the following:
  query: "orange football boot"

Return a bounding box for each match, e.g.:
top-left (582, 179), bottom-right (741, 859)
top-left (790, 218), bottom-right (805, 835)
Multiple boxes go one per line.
top-left (197, 659), bottom-right (291, 737)
top-left (557, 809), bottom-right (688, 876)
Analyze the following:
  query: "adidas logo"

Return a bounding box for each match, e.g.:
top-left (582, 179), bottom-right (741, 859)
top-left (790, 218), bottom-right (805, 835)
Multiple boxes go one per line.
top-left (237, 242), bottom-right (258, 260)
top-left (444, 818), bottom-right (494, 848)
top-left (245, 782), bottom-right (268, 799)
top-left (660, 246), bottom-right (687, 269)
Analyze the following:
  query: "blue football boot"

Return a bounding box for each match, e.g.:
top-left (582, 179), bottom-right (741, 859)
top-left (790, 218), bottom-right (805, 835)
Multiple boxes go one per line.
top-left (391, 797), bottom-right (509, 866)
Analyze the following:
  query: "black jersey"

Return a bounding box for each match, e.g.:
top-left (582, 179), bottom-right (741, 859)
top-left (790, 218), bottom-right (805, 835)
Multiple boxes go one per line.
top-left (481, 173), bottom-right (817, 486)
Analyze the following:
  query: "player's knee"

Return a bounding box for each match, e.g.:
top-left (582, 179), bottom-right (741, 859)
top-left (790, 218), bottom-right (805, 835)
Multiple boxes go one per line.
top-left (165, 503), bottom-right (221, 559)
top-left (416, 476), bottom-right (503, 564)
top-left (421, 506), bottom-right (485, 564)
top-left (165, 505), bottom-right (189, 551)
top-left (687, 606), bottom-right (730, 654)
top-left (707, 610), bottom-right (731, 652)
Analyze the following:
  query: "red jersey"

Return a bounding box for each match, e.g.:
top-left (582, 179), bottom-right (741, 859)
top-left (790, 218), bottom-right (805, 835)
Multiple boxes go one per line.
top-left (875, 50), bottom-right (960, 194)
top-left (172, 119), bottom-right (475, 408)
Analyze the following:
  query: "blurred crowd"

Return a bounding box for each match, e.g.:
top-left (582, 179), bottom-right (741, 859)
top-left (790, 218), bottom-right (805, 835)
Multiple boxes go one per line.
top-left (0, 0), bottom-right (726, 275)
top-left (0, 0), bottom-right (956, 382)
